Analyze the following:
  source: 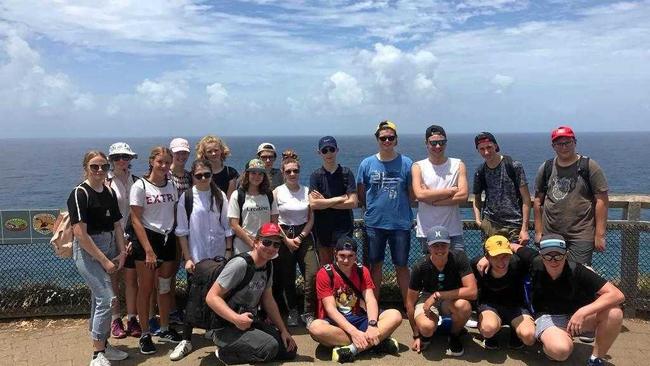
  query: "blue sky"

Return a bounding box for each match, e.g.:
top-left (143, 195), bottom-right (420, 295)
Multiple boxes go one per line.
top-left (0, 0), bottom-right (648, 137)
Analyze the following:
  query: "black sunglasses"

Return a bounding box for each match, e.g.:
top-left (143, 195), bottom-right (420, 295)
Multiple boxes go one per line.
top-left (89, 163), bottom-right (110, 172)
top-left (194, 172), bottom-right (212, 180)
top-left (378, 135), bottom-right (396, 142)
top-left (261, 239), bottom-right (281, 248)
top-left (542, 253), bottom-right (566, 262)
top-left (428, 139), bottom-right (448, 147)
top-left (552, 140), bottom-right (574, 148)
top-left (320, 147), bottom-right (336, 154)
top-left (110, 154), bottom-right (133, 161)
top-left (284, 169), bottom-right (300, 175)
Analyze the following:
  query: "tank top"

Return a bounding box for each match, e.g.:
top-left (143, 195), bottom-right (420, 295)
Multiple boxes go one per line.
top-left (415, 157), bottom-right (463, 237)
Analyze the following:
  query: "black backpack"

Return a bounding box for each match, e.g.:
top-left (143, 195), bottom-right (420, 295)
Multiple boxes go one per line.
top-left (474, 155), bottom-right (521, 200)
top-left (182, 188), bottom-right (223, 222)
top-left (539, 156), bottom-right (592, 203)
top-left (236, 187), bottom-right (274, 226)
top-left (184, 252), bottom-right (272, 330)
top-left (323, 262), bottom-right (366, 310)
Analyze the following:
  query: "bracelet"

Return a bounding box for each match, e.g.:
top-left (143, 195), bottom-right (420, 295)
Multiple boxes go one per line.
top-left (225, 248), bottom-right (233, 251)
top-left (298, 233), bottom-right (306, 240)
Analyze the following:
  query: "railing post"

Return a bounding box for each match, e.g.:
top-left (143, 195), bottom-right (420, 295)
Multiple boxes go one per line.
top-left (620, 202), bottom-right (641, 318)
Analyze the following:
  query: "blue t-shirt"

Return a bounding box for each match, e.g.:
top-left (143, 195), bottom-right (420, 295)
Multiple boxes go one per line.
top-left (357, 154), bottom-right (413, 230)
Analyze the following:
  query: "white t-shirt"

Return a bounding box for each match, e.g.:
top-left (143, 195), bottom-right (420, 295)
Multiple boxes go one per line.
top-left (275, 184), bottom-right (309, 226)
top-left (175, 187), bottom-right (233, 263)
top-left (415, 157), bottom-right (463, 237)
top-left (108, 172), bottom-right (136, 230)
top-left (129, 177), bottom-right (177, 235)
top-left (227, 190), bottom-right (279, 254)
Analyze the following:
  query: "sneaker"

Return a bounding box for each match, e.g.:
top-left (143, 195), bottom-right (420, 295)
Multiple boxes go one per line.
top-left (332, 346), bottom-right (355, 363)
top-left (170, 340), bottom-right (193, 361)
top-left (148, 317), bottom-right (161, 336)
top-left (158, 328), bottom-right (182, 343)
top-left (287, 309), bottom-right (299, 327)
top-left (508, 330), bottom-right (524, 349)
top-left (301, 313), bottom-right (316, 329)
top-left (465, 319), bottom-right (478, 328)
top-left (90, 352), bottom-right (111, 366)
top-left (169, 310), bottom-right (184, 325)
top-left (376, 337), bottom-right (399, 355)
top-left (484, 336), bottom-right (499, 350)
top-left (204, 329), bottom-right (215, 340)
top-left (126, 317), bottom-right (142, 338)
top-left (104, 344), bottom-right (128, 361)
top-left (111, 318), bottom-right (127, 339)
top-left (579, 336), bottom-right (595, 343)
top-left (420, 336), bottom-right (432, 351)
top-left (139, 334), bottom-right (156, 355)
top-left (587, 356), bottom-right (605, 366)
top-left (447, 334), bottom-right (464, 357)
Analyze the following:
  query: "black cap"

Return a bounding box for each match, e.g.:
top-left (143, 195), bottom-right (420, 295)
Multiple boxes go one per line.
top-left (425, 125), bottom-right (446, 139)
top-left (474, 131), bottom-right (499, 152)
top-left (335, 236), bottom-right (357, 252)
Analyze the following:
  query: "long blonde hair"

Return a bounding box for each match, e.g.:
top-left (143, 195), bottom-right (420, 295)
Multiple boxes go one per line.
top-left (195, 135), bottom-right (231, 161)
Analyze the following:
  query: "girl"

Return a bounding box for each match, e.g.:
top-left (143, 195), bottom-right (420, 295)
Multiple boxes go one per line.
top-left (195, 135), bottom-right (239, 198)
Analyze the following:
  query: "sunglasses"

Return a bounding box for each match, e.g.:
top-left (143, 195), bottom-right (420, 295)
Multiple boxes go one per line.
top-left (260, 155), bottom-right (276, 161)
top-left (378, 135), bottom-right (396, 142)
top-left (89, 163), bottom-right (110, 172)
top-left (194, 172), bottom-right (212, 180)
top-left (110, 154), bottom-right (133, 162)
top-left (284, 169), bottom-right (300, 175)
top-left (542, 253), bottom-right (566, 262)
top-left (320, 147), bottom-right (336, 154)
top-left (261, 239), bottom-right (281, 248)
top-left (429, 139), bottom-right (448, 147)
top-left (552, 140), bottom-right (574, 148)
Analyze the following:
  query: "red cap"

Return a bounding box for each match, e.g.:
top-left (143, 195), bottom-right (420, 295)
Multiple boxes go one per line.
top-left (257, 222), bottom-right (284, 239)
top-left (551, 126), bottom-right (575, 141)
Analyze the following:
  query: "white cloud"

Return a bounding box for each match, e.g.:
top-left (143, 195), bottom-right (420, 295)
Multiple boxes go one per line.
top-left (491, 74), bottom-right (515, 94)
top-left (136, 79), bottom-right (187, 109)
top-left (73, 94), bottom-right (95, 110)
top-left (206, 82), bottom-right (229, 108)
top-left (325, 71), bottom-right (364, 108)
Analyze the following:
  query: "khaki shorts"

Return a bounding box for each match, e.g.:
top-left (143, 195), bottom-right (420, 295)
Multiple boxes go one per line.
top-left (480, 219), bottom-right (521, 242)
top-left (414, 296), bottom-right (450, 319)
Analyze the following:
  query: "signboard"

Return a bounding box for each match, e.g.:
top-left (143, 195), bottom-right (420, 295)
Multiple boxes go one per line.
top-left (1, 209), bottom-right (60, 244)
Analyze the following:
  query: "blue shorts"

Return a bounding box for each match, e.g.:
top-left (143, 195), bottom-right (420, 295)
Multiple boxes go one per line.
top-left (366, 227), bottom-right (410, 267)
top-left (325, 313), bottom-right (368, 332)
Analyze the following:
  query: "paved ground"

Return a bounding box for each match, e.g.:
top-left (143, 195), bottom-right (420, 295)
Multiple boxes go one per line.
top-left (2, 317), bottom-right (649, 366)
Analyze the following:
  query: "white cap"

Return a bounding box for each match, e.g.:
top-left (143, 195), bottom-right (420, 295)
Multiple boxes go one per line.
top-left (170, 138), bottom-right (190, 153)
top-left (108, 142), bottom-right (137, 158)
top-left (257, 142), bottom-right (276, 155)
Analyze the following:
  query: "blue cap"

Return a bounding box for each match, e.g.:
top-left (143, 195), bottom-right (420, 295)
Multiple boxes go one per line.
top-left (426, 226), bottom-right (451, 245)
top-left (539, 234), bottom-right (567, 255)
top-left (318, 136), bottom-right (338, 150)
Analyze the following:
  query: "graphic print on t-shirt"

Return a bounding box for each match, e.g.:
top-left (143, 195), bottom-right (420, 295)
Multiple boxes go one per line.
top-left (335, 286), bottom-right (358, 315)
top-left (550, 175), bottom-right (574, 201)
top-left (369, 171), bottom-right (402, 200)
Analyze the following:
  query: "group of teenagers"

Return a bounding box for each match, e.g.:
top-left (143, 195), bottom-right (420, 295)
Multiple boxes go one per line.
top-left (67, 120), bottom-right (624, 366)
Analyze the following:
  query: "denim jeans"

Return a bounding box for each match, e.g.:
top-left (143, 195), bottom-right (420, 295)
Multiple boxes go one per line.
top-left (73, 231), bottom-right (117, 342)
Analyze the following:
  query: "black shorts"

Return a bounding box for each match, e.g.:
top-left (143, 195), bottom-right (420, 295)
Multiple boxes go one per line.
top-left (124, 252), bottom-right (136, 269)
top-left (478, 303), bottom-right (531, 325)
top-left (314, 225), bottom-right (352, 248)
top-left (132, 227), bottom-right (176, 262)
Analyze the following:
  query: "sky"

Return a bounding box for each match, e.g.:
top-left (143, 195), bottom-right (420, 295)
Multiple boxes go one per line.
top-left (0, 0), bottom-right (649, 138)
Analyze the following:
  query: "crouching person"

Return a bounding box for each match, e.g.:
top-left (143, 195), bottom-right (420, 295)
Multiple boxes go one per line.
top-left (406, 226), bottom-right (477, 356)
top-left (308, 236), bottom-right (402, 363)
top-left (533, 234), bottom-right (624, 365)
top-left (206, 222), bottom-right (298, 364)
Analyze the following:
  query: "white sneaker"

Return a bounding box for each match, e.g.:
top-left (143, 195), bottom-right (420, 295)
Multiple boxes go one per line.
top-left (465, 319), bottom-right (478, 328)
top-left (287, 309), bottom-right (299, 327)
top-left (104, 344), bottom-right (128, 361)
top-left (90, 352), bottom-right (111, 366)
top-left (170, 340), bottom-right (193, 361)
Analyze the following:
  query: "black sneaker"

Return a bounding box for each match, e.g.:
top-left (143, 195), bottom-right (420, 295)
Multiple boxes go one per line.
top-left (447, 334), bottom-right (464, 357)
top-left (375, 337), bottom-right (399, 355)
top-left (158, 328), bottom-right (182, 343)
top-left (332, 346), bottom-right (355, 363)
top-left (509, 330), bottom-right (524, 349)
top-left (484, 336), bottom-right (499, 350)
top-left (139, 334), bottom-right (156, 355)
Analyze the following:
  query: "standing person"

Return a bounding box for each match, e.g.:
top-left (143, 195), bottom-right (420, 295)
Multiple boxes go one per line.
top-left (228, 158), bottom-right (279, 254)
top-left (257, 142), bottom-right (284, 190)
top-left (412, 125), bottom-right (468, 252)
top-left (357, 120), bottom-right (414, 302)
top-left (170, 159), bottom-right (233, 361)
top-left (195, 135), bottom-right (239, 198)
top-left (534, 126), bottom-right (609, 265)
top-left (272, 149), bottom-right (320, 328)
top-left (406, 226), bottom-right (477, 357)
top-left (206, 223), bottom-right (298, 364)
top-left (530, 234), bottom-right (624, 365)
top-left (308, 237), bottom-right (402, 363)
top-left (472, 132), bottom-right (531, 244)
top-left (129, 147), bottom-right (182, 355)
top-left (309, 136), bottom-right (358, 265)
top-left (106, 142), bottom-right (141, 339)
top-left (68, 150), bottom-right (129, 365)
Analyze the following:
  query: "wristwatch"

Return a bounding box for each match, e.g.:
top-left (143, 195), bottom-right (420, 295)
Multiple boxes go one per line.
top-left (368, 320), bottom-right (378, 327)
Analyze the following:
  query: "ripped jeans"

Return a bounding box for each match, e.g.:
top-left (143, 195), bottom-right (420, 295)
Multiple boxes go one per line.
top-left (73, 231), bottom-right (117, 342)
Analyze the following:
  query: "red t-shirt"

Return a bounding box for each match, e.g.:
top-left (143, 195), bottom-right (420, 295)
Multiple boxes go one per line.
top-left (315, 265), bottom-right (375, 319)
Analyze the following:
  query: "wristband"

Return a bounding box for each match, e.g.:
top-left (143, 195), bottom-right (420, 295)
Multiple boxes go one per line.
top-left (226, 248), bottom-right (233, 251)
top-left (298, 233), bottom-right (306, 240)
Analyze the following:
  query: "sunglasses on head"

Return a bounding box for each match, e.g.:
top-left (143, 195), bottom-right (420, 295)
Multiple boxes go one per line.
top-left (378, 135), bottom-right (396, 142)
top-left (194, 172), bottom-right (212, 180)
top-left (89, 163), bottom-right (110, 172)
top-left (284, 168), bottom-right (300, 175)
top-left (320, 146), bottom-right (336, 154)
top-left (429, 139), bottom-right (448, 147)
top-left (110, 154), bottom-right (132, 162)
top-left (261, 239), bottom-right (281, 248)
top-left (542, 253), bottom-right (566, 262)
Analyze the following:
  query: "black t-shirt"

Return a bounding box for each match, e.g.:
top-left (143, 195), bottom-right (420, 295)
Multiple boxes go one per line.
top-left (471, 246), bottom-right (536, 308)
top-left (309, 165), bottom-right (356, 233)
top-left (530, 257), bottom-right (607, 315)
top-left (66, 182), bottom-right (122, 234)
top-left (212, 166), bottom-right (239, 194)
top-left (409, 250), bottom-right (472, 299)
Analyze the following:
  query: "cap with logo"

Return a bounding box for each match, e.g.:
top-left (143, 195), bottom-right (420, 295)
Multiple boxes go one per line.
top-left (484, 235), bottom-right (513, 256)
top-left (318, 136), bottom-right (338, 150)
top-left (257, 142), bottom-right (277, 155)
top-left (426, 225), bottom-right (451, 245)
top-left (376, 120), bottom-right (397, 135)
top-left (169, 138), bottom-right (190, 153)
top-left (108, 142), bottom-right (138, 158)
top-left (539, 234), bottom-right (567, 255)
top-left (257, 222), bottom-right (285, 239)
top-left (245, 158), bottom-right (266, 173)
top-left (425, 125), bottom-right (447, 139)
top-left (474, 132), bottom-right (499, 152)
top-left (551, 126), bottom-right (576, 141)
top-left (335, 236), bottom-right (357, 252)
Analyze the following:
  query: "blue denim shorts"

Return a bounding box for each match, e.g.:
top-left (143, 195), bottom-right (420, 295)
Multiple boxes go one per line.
top-left (324, 313), bottom-right (369, 332)
top-left (365, 227), bottom-right (410, 266)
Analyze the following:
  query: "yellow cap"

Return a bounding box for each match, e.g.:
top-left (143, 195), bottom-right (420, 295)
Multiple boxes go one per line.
top-left (484, 235), bottom-right (513, 256)
top-left (376, 120), bottom-right (397, 134)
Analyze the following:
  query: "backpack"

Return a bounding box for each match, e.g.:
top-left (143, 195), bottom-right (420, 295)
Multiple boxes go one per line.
top-left (236, 187), bottom-right (274, 227)
top-left (106, 174), bottom-right (139, 187)
top-left (539, 156), bottom-right (592, 203)
top-left (324, 262), bottom-right (366, 310)
top-left (474, 155), bottom-right (522, 201)
top-left (184, 252), bottom-right (272, 329)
